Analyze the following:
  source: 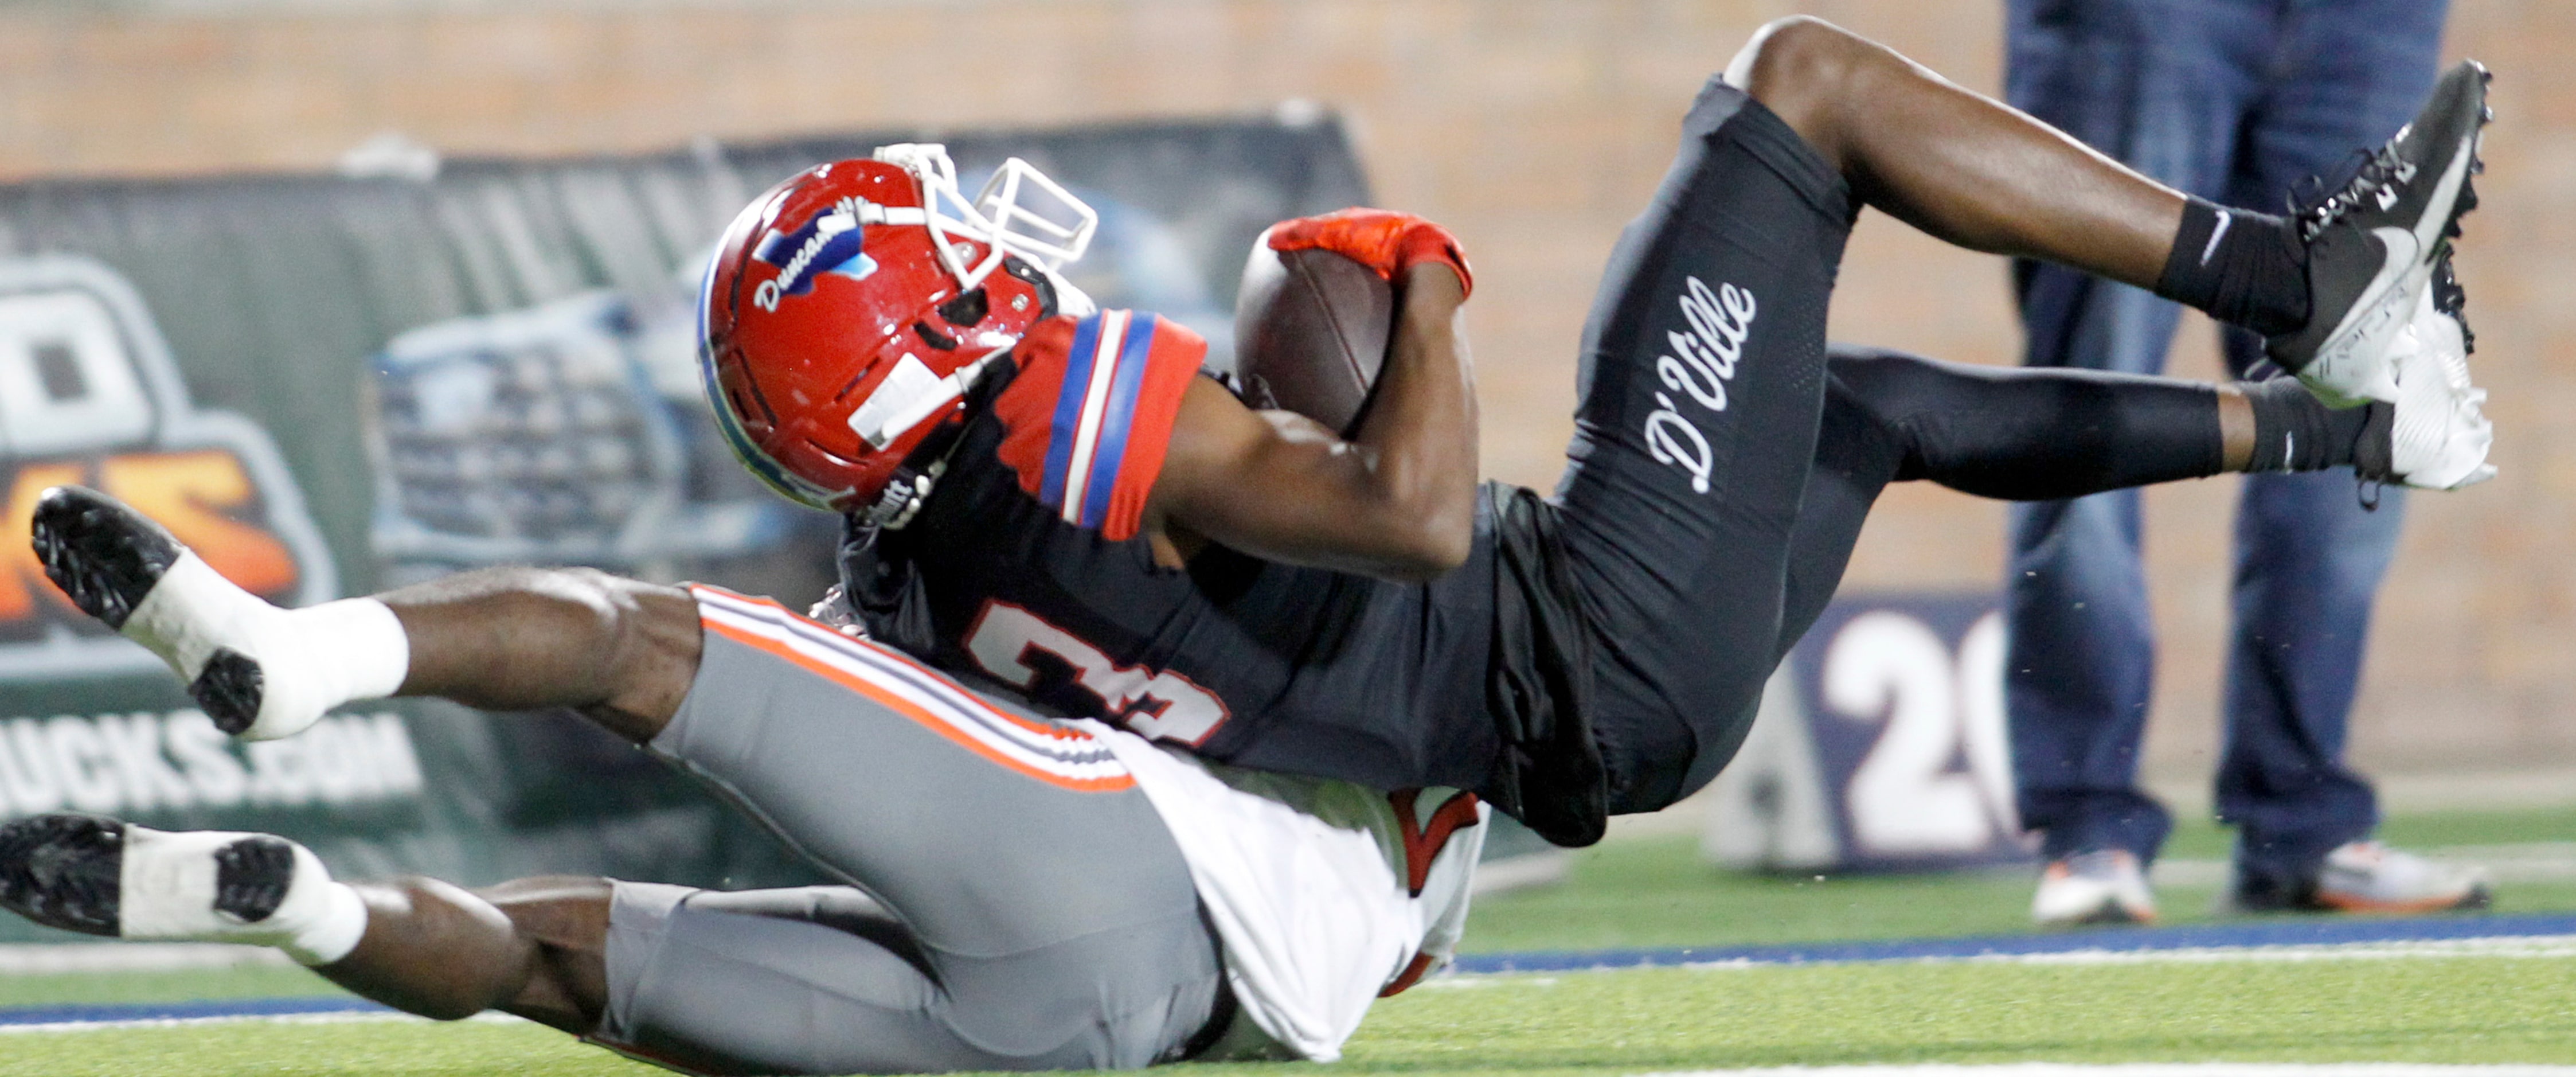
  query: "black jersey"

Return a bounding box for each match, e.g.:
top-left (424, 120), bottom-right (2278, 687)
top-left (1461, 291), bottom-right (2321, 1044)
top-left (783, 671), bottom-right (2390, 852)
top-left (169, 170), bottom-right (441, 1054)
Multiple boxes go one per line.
top-left (837, 309), bottom-right (1605, 844)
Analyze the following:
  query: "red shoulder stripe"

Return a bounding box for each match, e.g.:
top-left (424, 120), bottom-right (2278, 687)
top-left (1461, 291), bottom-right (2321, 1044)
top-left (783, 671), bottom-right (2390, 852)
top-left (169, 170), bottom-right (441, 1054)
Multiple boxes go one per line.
top-left (988, 311), bottom-right (1205, 541)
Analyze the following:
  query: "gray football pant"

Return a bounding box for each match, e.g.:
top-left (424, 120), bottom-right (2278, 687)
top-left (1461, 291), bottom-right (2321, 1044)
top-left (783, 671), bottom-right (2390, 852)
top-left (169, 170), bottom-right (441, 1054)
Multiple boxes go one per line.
top-left (592, 591), bottom-right (1224, 1075)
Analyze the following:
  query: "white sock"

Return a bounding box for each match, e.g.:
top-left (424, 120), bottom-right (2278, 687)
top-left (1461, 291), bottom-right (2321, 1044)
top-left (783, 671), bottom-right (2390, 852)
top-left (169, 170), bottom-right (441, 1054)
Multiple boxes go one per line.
top-left (121, 551), bottom-right (410, 740)
top-left (279, 881), bottom-right (371, 967)
top-left (117, 828), bottom-right (370, 966)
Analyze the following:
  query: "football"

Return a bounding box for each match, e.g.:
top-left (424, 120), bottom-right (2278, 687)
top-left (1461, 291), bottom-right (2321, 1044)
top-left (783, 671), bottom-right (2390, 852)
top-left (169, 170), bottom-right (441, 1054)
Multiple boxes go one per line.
top-left (1232, 226), bottom-right (1394, 435)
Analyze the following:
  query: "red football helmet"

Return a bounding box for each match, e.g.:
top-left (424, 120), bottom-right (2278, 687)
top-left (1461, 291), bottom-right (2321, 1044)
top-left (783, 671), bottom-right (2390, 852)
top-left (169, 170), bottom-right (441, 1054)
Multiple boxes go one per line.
top-left (700, 143), bottom-right (1097, 516)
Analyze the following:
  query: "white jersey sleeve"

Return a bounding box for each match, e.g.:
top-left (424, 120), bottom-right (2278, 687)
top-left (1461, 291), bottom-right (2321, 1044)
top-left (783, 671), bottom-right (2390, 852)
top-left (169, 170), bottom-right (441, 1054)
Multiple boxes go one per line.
top-left (1079, 721), bottom-right (1486, 1062)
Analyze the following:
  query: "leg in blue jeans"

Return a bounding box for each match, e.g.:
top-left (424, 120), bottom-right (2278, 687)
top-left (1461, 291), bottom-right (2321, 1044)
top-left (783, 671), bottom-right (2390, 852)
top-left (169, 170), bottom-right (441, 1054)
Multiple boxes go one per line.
top-left (2002, 0), bottom-right (2446, 872)
top-left (2004, 0), bottom-right (2261, 867)
top-left (2214, 0), bottom-right (2447, 891)
top-left (2219, 458), bottom-right (2401, 889)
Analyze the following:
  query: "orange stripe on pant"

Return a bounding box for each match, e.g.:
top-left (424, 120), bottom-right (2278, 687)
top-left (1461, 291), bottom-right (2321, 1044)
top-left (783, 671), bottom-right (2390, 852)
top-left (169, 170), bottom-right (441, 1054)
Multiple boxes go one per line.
top-left (690, 588), bottom-right (1134, 794)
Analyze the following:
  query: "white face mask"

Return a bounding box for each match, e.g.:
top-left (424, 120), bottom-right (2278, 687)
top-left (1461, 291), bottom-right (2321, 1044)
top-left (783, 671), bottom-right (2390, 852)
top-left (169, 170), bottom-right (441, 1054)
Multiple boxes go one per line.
top-left (867, 143), bottom-right (1099, 290)
top-left (832, 145), bottom-right (1100, 454)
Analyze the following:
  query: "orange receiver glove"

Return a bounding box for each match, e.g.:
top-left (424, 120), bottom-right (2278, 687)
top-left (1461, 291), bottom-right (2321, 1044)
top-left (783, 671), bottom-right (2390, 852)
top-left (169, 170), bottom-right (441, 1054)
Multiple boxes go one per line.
top-left (1266, 208), bottom-right (1474, 299)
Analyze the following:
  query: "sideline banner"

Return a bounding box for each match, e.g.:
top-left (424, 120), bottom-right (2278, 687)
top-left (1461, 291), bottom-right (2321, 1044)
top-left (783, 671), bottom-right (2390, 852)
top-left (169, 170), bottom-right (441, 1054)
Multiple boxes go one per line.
top-left (0, 115), bottom-right (1372, 940)
top-left (1701, 592), bottom-right (2036, 875)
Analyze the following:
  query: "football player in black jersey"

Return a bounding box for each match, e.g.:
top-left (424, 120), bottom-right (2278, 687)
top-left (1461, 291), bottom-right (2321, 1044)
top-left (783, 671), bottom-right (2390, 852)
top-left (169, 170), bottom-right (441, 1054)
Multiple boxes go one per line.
top-left (702, 17), bottom-right (2495, 846)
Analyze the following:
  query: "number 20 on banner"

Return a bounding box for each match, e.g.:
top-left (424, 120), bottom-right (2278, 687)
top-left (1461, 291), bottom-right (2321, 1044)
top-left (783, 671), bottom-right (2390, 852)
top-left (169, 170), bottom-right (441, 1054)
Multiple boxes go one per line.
top-left (1821, 608), bottom-right (2019, 860)
top-left (1703, 595), bottom-right (2030, 873)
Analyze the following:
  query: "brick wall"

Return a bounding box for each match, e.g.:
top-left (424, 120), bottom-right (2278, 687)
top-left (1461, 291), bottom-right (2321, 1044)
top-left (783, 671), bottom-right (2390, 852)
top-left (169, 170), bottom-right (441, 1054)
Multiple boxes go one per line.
top-left (0, 0), bottom-right (2564, 782)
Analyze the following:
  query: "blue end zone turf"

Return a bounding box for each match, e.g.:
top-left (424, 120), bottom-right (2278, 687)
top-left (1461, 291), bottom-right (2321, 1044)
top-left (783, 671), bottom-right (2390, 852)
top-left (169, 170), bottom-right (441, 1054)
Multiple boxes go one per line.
top-left (0, 996), bottom-right (390, 1027)
top-left (1454, 912), bottom-right (2576, 974)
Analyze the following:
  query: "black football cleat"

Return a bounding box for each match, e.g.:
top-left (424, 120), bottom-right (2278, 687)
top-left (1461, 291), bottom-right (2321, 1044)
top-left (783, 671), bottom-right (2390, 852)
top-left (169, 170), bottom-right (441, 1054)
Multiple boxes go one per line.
top-left (0, 813), bottom-right (306, 940)
top-left (2268, 60), bottom-right (2491, 408)
top-left (0, 813), bottom-right (127, 937)
top-left (30, 485), bottom-right (268, 736)
top-left (29, 485), bottom-right (182, 632)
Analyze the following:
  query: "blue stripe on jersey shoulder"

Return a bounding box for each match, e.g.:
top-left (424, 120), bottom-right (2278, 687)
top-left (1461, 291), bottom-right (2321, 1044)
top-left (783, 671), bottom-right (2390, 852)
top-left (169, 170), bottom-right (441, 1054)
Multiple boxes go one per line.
top-left (1078, 313), bottom-right (1162, 529)
top-left (1039, 314), bottom-right (1104, 510)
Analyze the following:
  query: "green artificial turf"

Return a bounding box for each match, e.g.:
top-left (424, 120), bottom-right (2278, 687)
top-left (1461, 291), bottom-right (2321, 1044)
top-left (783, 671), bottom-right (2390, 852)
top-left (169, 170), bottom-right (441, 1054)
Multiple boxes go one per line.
top-left (1332, 958), bottom-right (2576, 1072)
top-left (6, 957), bottom-right (2575, 1076)
top-left (2164, 802), bottom-right (2576, 859)
top-left (0, 1017), bottom-right (657, 1077)
top-left (0, 804), bottom-right (2569, 1074)
top-left (1464, 806), bottom-right (2576, 953)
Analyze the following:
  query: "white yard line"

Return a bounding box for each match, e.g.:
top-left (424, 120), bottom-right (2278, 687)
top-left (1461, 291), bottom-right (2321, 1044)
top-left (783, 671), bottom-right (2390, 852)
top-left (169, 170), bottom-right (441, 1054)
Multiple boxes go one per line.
top-left (1444, 934), bottom-right (2576, 981)
top-left (1413, 975), bottom-right (1560, 989)
top-left (0, 1010), bottom-right (418, 1036)
top-left (0, 1010), bottom-right (522, 1036)
top-left (2153, 844), bottom-right (2576, 887)
top-left (1656, 935), bottom-right (2576, 971)
top-left (0, 942), bottom-right (291, 975)
top-left (1942, 936), bottom-right (2576, 966)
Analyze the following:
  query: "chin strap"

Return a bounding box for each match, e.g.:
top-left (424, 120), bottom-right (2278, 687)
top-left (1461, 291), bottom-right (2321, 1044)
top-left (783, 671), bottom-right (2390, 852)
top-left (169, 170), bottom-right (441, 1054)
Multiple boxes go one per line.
top-left (847, 346), bottom-right (1011, 451)
top-left (865, 462), bottom-right (943, 532)
top-left (862, 361), bottom-right (1008, 531)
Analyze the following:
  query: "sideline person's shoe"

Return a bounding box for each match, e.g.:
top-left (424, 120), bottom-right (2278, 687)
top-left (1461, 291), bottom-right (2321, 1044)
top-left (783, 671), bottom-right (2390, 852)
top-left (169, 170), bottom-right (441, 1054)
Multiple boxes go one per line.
top-left (2269, 60), bottom-right (2491, 408)
top-left (2351, 257), bottom-right (2495, 490)
top-left (2226, 840), bottom-right (2495, 915)
top-left (2031, 849), bottom-right (2158, 927)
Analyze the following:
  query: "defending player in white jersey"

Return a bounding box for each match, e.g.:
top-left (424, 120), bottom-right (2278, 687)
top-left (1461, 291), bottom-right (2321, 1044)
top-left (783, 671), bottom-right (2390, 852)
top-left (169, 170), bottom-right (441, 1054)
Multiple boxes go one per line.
top-left (0, 485), bottom-right (1481, 1074)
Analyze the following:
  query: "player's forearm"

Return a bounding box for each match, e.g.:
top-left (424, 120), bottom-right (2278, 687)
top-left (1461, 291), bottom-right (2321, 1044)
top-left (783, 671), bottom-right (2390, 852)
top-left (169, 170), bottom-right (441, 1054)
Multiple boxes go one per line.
top-left (1346, 263), bottom-right (1478, 572)
top-left (1153, 265), bottom-right (1477, 580)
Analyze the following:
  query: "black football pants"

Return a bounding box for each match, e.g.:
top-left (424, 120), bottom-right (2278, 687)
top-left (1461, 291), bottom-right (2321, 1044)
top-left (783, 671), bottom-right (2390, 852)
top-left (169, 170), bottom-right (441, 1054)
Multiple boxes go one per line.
top-left (1555, 79), bottom-right (2229, 813)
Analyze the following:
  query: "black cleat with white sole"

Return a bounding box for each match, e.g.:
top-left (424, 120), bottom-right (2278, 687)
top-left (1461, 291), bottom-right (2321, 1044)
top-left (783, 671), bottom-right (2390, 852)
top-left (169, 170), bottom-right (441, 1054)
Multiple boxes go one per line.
top-left (2268, 60), bottom-right (2492, 407)
top-left (30, 485), bottom-right (268, 735)
top-left (0, 814), bottom-right (304, 938)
